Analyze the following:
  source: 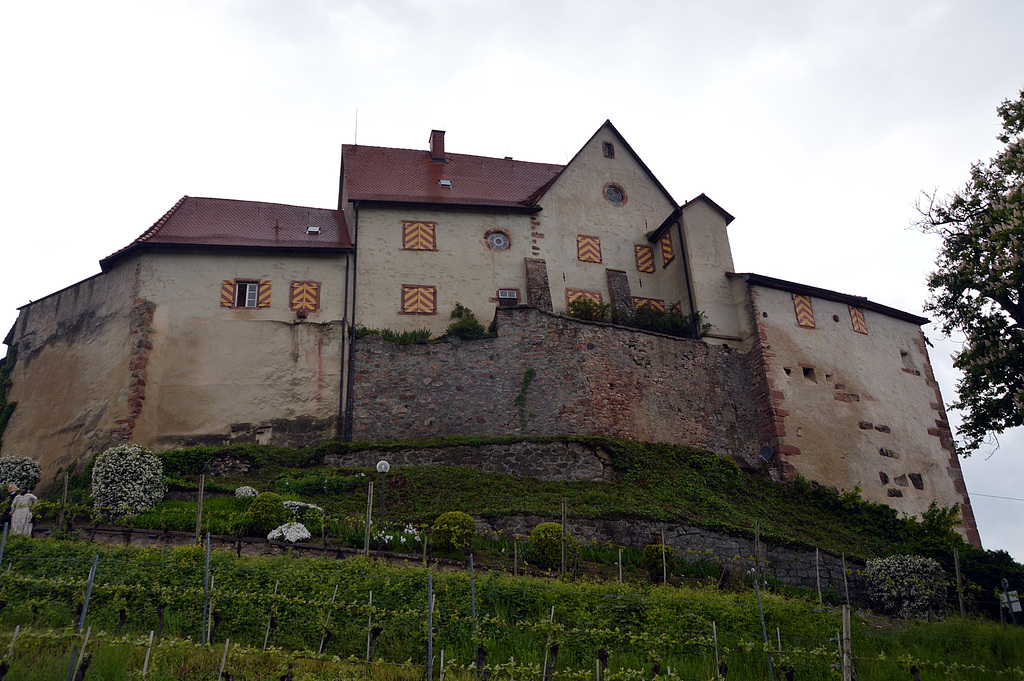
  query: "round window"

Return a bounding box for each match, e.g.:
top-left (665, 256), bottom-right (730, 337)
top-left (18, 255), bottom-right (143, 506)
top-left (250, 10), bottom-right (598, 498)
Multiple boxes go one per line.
top-left (604, 185), bottom-right (624, 204)
top-left (487, 231), bottom-right (511, 250)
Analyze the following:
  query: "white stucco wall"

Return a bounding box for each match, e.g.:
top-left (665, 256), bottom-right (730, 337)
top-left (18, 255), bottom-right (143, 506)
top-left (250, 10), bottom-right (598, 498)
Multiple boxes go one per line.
top-left (750, 284), bottom-right (966, 521)
top-left (2, 262), bottom-right (139, 486)
top-left (133, 250), bottom-right (349, 448)
top-left (678, 201), bottom-right (744, 343)
top-left (353, 206), bottom-right (531, 335)
top-left (1, 249), bottom-right (352, 488)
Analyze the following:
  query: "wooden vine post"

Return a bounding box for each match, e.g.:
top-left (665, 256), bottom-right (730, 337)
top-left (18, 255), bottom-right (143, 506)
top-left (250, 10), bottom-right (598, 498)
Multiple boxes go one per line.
top-left (661, 529), bottom-right (667, 585)
top-left (954, 547), bottom-right (965, 617)
top-left (364, 481), bottom-right (374, 557)
top-left (841, 604), bottom-right (852, 681)
top-left (58, 470), bottom-right (69, 532)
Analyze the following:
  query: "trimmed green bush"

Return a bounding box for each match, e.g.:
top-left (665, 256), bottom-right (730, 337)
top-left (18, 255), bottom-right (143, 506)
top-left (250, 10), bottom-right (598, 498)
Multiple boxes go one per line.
top-left (246, 492), bottom-right (288, 535)
top-left (431, 511), bottom-right (476, 552)
top-left (528, 522), bottom-right (577, 569)
top-left (641, 543), bottom-right (677, 579)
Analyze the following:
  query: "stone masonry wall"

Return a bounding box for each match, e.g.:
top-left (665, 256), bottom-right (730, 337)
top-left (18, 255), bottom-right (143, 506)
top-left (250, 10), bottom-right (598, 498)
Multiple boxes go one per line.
top-left (325, 441), bottom-right (613, 482)
top-left (477, 514), bottom-right (865, 598)
top-left (350, 307), bottom-right (763, 465)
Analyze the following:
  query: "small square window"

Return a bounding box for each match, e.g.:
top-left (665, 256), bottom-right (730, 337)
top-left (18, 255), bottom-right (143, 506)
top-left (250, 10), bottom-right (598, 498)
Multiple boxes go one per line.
top-left (577, 235), bottom-right (602, 263)
top-left (236, 282), bottom-right (259, 308)
top-left (632, 297), bottom-right (665, 311)
top-left (290, 281), bottom-right (321, 312)
top-left (402, 284), bottom-right (437, 315)
top-left (221, 279), bottom-right (271, 308)
top-left (566, 288), bottom-right (603, 309)
top-left (635, 245), bottom-right (655, 273)
top-left (660, 233), bottom-right (674, 266)
top-left (402, 221), bottom-right (437, 251)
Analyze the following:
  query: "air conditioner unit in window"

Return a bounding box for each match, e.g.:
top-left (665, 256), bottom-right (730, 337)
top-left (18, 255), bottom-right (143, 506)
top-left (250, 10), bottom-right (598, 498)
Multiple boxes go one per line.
top-left (497, 289), bottom-right (519, 307)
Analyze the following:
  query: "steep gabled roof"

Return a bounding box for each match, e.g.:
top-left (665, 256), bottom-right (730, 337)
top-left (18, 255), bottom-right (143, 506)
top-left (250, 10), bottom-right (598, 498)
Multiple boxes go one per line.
top-left (538, 120), bottom-right (678, 208)
top-left (342, 144), bottom-right (563, 210)
top-left (100, 196), bottom-right (352, 270)
top-left (650, 193), bottom-right (736, 242)
top-left (728, 272), bottom-right (930, 325)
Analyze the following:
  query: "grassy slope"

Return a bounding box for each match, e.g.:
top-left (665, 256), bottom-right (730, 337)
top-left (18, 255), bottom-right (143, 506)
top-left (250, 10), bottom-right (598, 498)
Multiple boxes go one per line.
top-left (57, 436), bottom-right (915, 559)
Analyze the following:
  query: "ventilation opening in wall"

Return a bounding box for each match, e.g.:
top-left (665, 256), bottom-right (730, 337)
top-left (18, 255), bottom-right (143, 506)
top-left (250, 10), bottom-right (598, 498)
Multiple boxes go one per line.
top-left (497, 289), bottom-right (519, 307)
top-left (802, 367), bottom-right (816, 382)
top-left (900, 349), bottom-right (916, 371)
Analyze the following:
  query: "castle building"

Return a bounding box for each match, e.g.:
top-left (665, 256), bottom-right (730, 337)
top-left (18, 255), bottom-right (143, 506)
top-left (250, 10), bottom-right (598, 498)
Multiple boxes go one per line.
top-left (0, 121), bottom-right (979, 545)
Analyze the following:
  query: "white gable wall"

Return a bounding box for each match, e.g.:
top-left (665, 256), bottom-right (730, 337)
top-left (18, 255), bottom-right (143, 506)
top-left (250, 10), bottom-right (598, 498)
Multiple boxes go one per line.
top-left (535, 124), bottom-right (683, 312)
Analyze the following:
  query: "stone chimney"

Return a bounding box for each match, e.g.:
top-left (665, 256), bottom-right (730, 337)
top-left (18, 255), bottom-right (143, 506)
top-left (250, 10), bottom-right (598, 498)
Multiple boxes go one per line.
top-left (429, 129), bottom-right (446, 162)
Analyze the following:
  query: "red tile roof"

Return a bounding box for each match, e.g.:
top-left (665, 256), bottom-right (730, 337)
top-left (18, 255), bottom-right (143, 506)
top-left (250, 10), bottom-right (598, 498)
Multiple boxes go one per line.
top-left (101, 196), bottom-right (351, 270)
top-left (342, 145), bottom-right (564, 209)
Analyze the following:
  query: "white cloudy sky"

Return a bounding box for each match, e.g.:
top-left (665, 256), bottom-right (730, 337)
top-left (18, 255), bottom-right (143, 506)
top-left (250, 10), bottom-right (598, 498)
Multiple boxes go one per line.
top-left (1, 1), bottom-right (1022, 560)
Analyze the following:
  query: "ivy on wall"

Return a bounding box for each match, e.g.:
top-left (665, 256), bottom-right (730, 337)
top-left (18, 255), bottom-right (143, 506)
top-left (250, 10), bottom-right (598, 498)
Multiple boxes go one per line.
top-left (0, 344), bottom-right (17, 449)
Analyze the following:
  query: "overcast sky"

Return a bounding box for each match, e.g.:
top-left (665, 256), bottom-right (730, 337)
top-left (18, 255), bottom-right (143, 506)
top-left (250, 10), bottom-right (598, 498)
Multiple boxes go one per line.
top-left (1, 1), bottom-right (1022, 563)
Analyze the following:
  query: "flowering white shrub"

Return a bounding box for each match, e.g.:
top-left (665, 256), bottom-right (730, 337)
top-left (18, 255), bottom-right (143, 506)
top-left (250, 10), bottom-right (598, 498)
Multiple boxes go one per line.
top-left (283, 500), bottom-right (323, 515)
top-left (90, 444), bottom-right (166, 519)
top-left (865, 554), bottom-right (947, 619)
top-left (0, 456), bottom-right (42, 490)
top-left (373, 524), bottom-right (423, 549)
top-left (235, 486), bottom-right (258, 498)
top-left (268, 522), bottom-right (311, 543)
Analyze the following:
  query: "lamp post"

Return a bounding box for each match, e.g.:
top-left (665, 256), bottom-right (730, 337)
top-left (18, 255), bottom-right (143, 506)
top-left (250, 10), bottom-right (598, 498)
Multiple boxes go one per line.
top-left (376, 460), bottom-right (390, 530)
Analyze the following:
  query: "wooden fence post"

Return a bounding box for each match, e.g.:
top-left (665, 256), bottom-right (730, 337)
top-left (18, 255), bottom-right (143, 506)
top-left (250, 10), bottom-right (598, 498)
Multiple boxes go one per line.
top-left (815, 547), bottom-right (822, 605)
top-left (561, 500), bottom-right (567, 576)
top-left (194, 475), bottom-right (205, 544)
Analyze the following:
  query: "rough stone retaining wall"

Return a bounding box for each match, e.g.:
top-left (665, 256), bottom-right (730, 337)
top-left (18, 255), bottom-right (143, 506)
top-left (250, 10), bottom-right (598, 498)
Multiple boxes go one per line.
top-left (477, 514), bottom-right (866, 599)
top-left (324, 441), bottom-right (613, 482)
top-left (350, 307), bottom-right (764, 466)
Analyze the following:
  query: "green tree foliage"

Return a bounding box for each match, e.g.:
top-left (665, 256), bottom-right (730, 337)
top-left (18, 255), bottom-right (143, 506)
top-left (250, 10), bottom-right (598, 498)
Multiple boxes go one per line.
top-left (566, 299), bottom-right (712, 339)
top-left (916, 89), bottom-right (1024, 451)
top-left (445, 302), bottom-right (491, 339)
top-left (0, 345), bottom-right (16, 447)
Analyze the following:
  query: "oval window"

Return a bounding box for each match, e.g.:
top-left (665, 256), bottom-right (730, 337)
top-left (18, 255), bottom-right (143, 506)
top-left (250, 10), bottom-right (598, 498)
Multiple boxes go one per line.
top-left (604, 185), bottom-right (624, 204)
